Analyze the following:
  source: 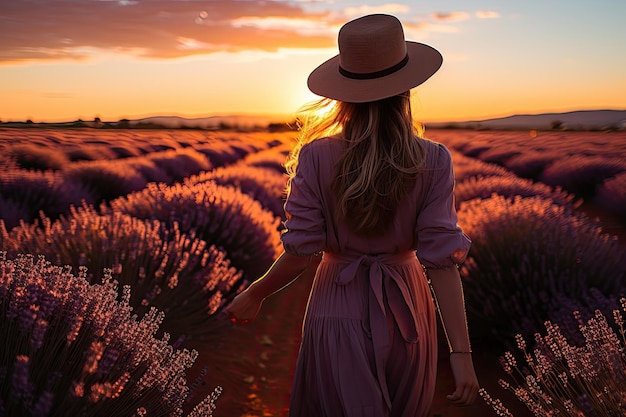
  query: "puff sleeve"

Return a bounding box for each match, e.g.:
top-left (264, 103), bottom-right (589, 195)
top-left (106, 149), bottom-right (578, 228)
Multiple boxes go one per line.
top-left (416, 144), bottom-right (471, 268)
top-left (280, 144), bottom-right (326, 256)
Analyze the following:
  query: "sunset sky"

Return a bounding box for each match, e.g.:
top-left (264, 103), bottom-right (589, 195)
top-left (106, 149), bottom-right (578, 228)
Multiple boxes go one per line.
top-left (1, 0), bottom-right (624, 123)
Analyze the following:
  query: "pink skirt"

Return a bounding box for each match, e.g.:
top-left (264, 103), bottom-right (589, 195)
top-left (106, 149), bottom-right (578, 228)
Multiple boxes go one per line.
top-left (289, 251), bottom-right (438, 417)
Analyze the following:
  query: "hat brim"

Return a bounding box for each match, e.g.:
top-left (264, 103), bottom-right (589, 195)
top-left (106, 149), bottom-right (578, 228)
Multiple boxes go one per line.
top-left (307, 41), bottom-right (442, 103)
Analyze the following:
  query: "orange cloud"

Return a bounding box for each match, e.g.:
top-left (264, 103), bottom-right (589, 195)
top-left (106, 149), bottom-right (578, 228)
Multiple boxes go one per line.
top-left (0, 0), bottom-right (335, 64)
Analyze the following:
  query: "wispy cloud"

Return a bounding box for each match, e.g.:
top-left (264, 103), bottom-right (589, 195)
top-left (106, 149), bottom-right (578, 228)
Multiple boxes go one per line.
top-left (431, 11), bottom-right (471, 22)
top-left (475, 11), bottom-right (500, 19)
top-left (229, 16), bottom-right (332, 36)
top-left (0, 0), bottom-right (335, 64)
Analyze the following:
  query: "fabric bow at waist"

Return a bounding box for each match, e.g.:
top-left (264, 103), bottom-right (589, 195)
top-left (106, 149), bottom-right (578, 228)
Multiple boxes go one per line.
top-left (323, 250), bottom-right (420, 410)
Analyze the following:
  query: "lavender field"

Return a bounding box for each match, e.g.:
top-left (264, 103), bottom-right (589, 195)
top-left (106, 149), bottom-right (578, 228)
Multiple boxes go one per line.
top-left (1, 127), bottom-right (625, 416)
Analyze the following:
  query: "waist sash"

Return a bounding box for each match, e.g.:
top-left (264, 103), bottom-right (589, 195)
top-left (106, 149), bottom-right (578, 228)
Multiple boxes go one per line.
top-left (323, 251), bottom-right (420, 410)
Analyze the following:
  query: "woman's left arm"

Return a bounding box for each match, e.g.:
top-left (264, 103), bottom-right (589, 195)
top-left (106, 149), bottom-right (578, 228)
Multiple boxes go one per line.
top-left (428, 265), bottom-right (479, 406)
top-left (225, 251), bottom-right (319, 323)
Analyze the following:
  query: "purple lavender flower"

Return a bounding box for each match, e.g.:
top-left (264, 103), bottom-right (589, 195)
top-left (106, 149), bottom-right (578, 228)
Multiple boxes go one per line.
top-left (31, 390), bottom-right (53, 417)
top-left (11, 355), bottom-right (33, 403)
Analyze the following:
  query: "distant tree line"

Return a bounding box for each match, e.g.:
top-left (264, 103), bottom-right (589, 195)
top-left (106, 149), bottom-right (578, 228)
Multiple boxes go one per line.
top-left (0, 116), bottom-right (299, 132)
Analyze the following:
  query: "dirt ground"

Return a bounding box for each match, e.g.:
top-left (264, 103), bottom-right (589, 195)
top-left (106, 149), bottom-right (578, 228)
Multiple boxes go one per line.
top-left (189, 269), bottom-right (533, 417)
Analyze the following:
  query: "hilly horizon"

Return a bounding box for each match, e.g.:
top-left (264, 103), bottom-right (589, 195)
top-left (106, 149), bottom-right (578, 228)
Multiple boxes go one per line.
top-left (2, 109), bottom-right (625, 131)
top-left (429, 109), bottom-right (626, 130)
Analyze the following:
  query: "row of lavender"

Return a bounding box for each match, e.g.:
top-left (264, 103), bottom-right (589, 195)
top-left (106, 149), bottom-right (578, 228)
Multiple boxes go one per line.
top-left (428, 130), bottom-right (626, 416)
top-left (429, 129), bottom-right (626, 217)
top-left (0, 129), bottom-right (292, 416)
top-left (1, 128), bottom-right (624, 415)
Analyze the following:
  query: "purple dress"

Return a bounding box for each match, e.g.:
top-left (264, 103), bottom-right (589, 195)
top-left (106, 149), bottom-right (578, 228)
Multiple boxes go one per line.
top-left (281, 137), bottom-right (471, 417)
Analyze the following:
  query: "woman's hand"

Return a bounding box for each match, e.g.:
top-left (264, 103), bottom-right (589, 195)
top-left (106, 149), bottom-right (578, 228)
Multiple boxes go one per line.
top-left (223, 252), bottom-right (315, 326)
top-left (225, 288), bottom-right (264, 326)
top-left (447, 353), bottom-right (479, 407)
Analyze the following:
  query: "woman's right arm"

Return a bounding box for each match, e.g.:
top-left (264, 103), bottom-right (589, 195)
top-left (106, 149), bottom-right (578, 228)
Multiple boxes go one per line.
top-left (225, 251), bottom-right (319, 323)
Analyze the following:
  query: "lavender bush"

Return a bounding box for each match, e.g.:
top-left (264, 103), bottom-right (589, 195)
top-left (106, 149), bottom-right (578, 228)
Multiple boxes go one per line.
top-left (540, 156), bottom-right (625, 199)
top-left (64, 160), bottom-right (148, 203)
top-left (458, 195), bottom-right (625, 343)
top-left (454, 175), bottom-right (579, 209)
top-left (194, 144), bottom-right (245, 168)
top-left (186, 165), bottom-right (287, 218)
top-left (0, 205), bottom-right (243, 342)
top-left (0, 169), bottom-right (93, 229)
top-left (458, 143), bottom-right (492, 158)
top-left (108, 181), bottom-right (282, 279)
top-left (122, 156), bottom-right (173, 184)
top-left (0, 253), bottom-right (222, 416)
top-left (109, 144), bottom-right (143, 159)
top-left (478, 148), bottom-right (522, 165)
top-left (480, 299), bottom-right (626, 416)
top-left (451, 151), bottom-right (514, 182)
top-left (594, 172), bottom-right (626, 218)
top-left (503, 152), bottom-right (559, 180)
top-left (225, 142), bottom-right (257, 160)
top-left (8, 143), bottom-right (69, 171)
top-left (241, 143), bottom-right (291, 174)
top-left (63, 144), bottom-right (118, 162)
top-left (144, 149), bottom-right (212, 183)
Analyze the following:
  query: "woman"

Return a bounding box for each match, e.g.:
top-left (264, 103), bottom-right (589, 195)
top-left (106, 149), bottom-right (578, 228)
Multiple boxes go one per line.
top-left (226, 14), bottom-right (479, 416)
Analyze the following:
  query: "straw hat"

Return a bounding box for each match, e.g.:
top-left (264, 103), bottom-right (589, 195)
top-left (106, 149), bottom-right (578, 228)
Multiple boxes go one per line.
top-left (307, 14), bottom-right (443, 103)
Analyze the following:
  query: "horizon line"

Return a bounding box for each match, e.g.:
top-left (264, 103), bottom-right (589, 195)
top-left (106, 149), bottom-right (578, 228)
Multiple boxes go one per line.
top-left (2, 107), bottom-right (625, 125)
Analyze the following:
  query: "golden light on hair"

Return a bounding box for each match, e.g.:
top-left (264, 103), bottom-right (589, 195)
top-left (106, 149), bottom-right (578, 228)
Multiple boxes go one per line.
top-left (308, 98), bottom-right (336, 120)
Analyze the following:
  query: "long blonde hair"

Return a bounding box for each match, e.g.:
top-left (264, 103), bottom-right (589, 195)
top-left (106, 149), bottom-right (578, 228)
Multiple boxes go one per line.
top-left (286, 91), bottom-right (426, 236)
